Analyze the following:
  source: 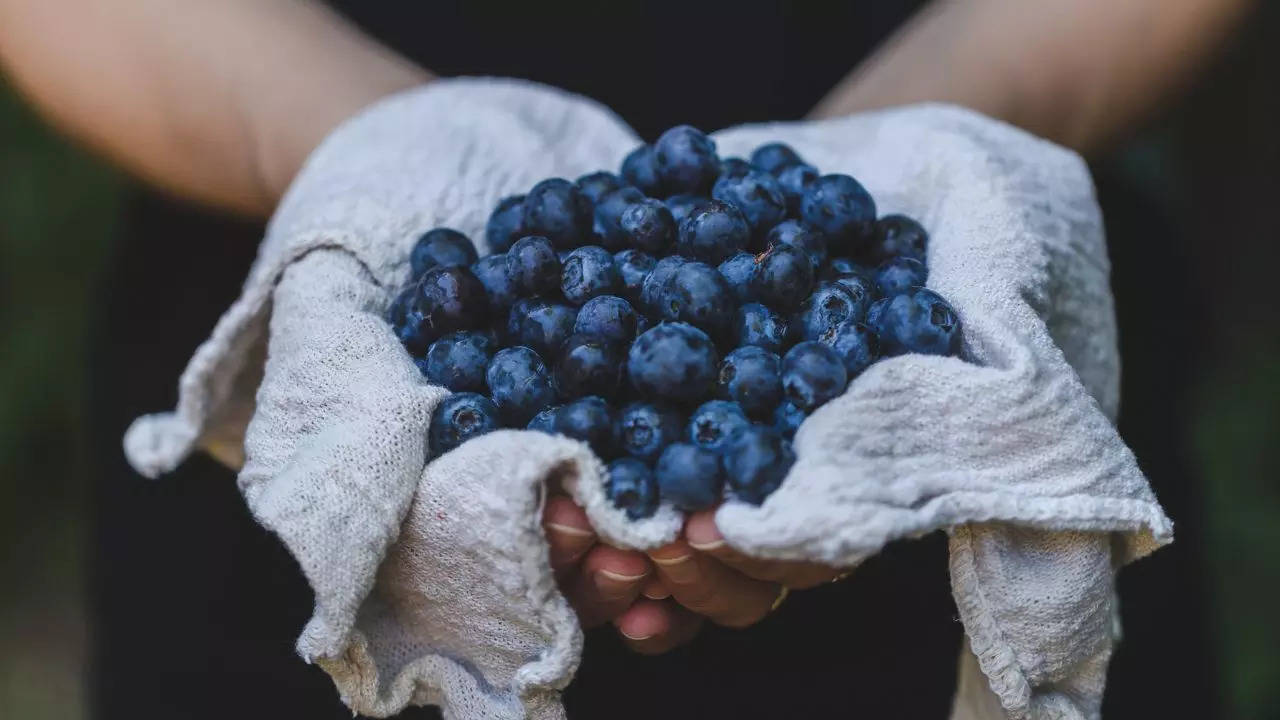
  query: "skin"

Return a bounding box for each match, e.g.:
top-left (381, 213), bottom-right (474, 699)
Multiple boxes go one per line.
top-left (0, 0), bottom-right (1252, 652)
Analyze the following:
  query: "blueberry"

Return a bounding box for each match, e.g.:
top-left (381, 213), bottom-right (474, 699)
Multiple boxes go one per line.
top-left (423, 331), bottom-right (495, 392)
top-left (615, 402), bottom-right (685, 463)
top-left (505, 297), bottom-right (542, 342)
top-left (776, 163), bottom-right (819, 216)
top-left (828, 271), bottom-right (878, 315)
top-left (428, 392), bottom-right (500, 457)
top-left (796, 282), bottom-right (862, 341)
top-left (818, 320), bottom-right (879, 378)
top-left (388, 284), bottom-right (429, 353)
top-left (865, 297), bottom-right (891, 332)
top-left (723, 426), bottom-right (795, 505)
top-left (734, 303), bottom-right (792, 355)
top-left (416, 266), bottom-right (489, 342)
top-left (665, 194), bottom-right (712, 226)
top-left (718, 157), bottom-right (752, 179)
top-left (875, 256), bottom-right (927, 297)
top-left (410, 228), bottom-right (478, 280)
top-left (593, 186), bottom-right (647, 250)
top-left (800, 174), bottom-right (877, 252)
top-left (822, 256), bottom-right (872, 280)
top-left (485, 195), bottom-right (525, 254)
top-left (866, 214), bottom-right (928, 264)
top-left (781, 341), bottom-right (848, 412)
top-left (750, 142), bottom-right (804, 174)
top-left (614, 249), bottom-right (656, 305)
top-left (639, 255), bottom-right (688, 315)
top-left (512, 301), bottom-right (577, 358)
top-left (772, 401), bottom-right (807, 440)
top-left (575, 171), bottom-right (626, 204)
top-left (554, 396), bottom-right (616, 458)
top-left (470, 254), bottom-right (519, 310)
top-left (718, 252), bottom-right (756, 303)
top-left (574, 295), bottom-right (638, 344)
top-left (486, 346), bottom-right (557, 426)
top-left (654, 443), bottom-right (724, 511)
top-left (556, 333), bottom-right (624, 399)
top-left (712, 170), bottom-right (787, 241)
top-left (522, 178), bottom-right (593, 250)
top-left (561, 246), bottom-right (622, 305)
top-left (619, 197), bottom-right (677, 254)
top-left (766, 219), bottom-right (826, 271)
top-left (717, 346), bottom-right (783, 418)
top-left (653, 125), bottom-right (720, 195)
top-left (628, 322), bottom-right (720, 403)
top-left (678, 199), bottom-right (750, 263)
top-left (660, 261), bottom-right (735, 337)
top-left (874, 288), bottom-right (962, 357)
top-left (506, 236), bottom-right (562, 297)
top-left (527, 405), bottom-right (562, 434)
top-left (750, 243), bottom-right (814, 311)
top-left (621, 144), bottom-right (663, 196)
top-left (606, 458), bottom-right (660, 520)
top-left (687, 400), bottom-right (751, 453)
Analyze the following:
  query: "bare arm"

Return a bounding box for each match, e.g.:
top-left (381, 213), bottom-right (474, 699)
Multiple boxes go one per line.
top-left (0, 0), bottom-right (430, 217)
top-left (812, 0), bottom-right (1254, 154)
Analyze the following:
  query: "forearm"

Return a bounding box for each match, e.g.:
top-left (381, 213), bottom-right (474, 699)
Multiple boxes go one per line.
top-left (0, 0), bottom-right (429, 217)
top-left (811, 0), bottom-right (1254, 154)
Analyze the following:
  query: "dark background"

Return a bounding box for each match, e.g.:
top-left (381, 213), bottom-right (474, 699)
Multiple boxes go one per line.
top-left (1, 1), bottom-right (1276, 718)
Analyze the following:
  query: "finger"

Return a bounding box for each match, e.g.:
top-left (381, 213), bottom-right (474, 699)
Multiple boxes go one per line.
top-left (615, 599), bottom-right (704, 655)
top-left (648, 541), bottom-right (779, 628)
top-left (685, 510), bottom-right (845, 590)
top-left (566, 544), bottom-right (652, 628)
top-left (543, 494), bottom-right (596, 571)
top-left (641, 577), bottom-right (670, 600)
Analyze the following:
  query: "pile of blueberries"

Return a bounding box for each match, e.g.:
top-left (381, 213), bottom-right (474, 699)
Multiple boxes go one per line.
top-left (387, 125), bottom-right (962, 520)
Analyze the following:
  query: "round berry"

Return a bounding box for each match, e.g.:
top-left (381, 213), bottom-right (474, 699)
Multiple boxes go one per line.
top-left (619, 197), bottom-right (677, 254)
top-left (556, 333), bottom-right (624, 400)
top-left (875, 256), bottom-right (927, 297)
top-left (639, 255), bottom-right (688, 315)
top-left (554, 396), bottom-right (616, 458)
top-left (723, 426), bottom-right (795, 505)
top-left (593, 186), bottom-right (647, 250)
top-left (429, 393), bottom-right (500, 457)
top-left (470, 254), bottom-right (518, 310)
top-left (750, 243), bottom-right (814, 311)
top-left (776, 163), bottom-right (819, 216)
top-left (527, 405), bottom-right (562, 434)
top-left (678, 199), bottom-right (750, 264)
top-left (522, 178), bottom-right (593, 250)
top-left (687, 400), bottom-right (751, 453)
top-left (574, 295), bottom-right (638, 344)
top-left (734, 303), bottom-right (792, 355)
top-left (614, 249), bottom-right (656, 305)
top-left (718, 252), bottom-right (756, 303)
top-left (781, 341), bottom-right (848, 412)
top-left (717, 346), bottom-right (783, 419)
top-left (772, 401), bottom-right (807, 440)
top-left (828, 271), bottom-right (878, 316)
top-left (796, 282), bottom-right (862, 341)
top-left (660, 261), bottom-right (735, 337)
top-left (712, 170), bottom-right (787, 239)
top-left (800, 174), bottom-right (877, 251)
top-left (575, 171), bottom-right (626, 204)
top-left (866, 214), bottom-right (928, 264)
top-left (654, 442), bottom-right (724, 511)
top-left (616, 402), bottom-right (685, 463)
top-left (561, 246), bottom-right (622, 305)
top-left (423, 331), bottom-right (495, 392)
top-left (410, 228), bottom-right (478, 281)
top-left (606, 458), bottom-right (660, 520)
top-left (485, 195), bottom-right (525, 254)
top-left (750, 142), bottom-right (804, 174)
top-left (506, 236), bottom-right (562, 297)
top-left (389, 285), bottom-right (430, 354)
top-left (486, 346), bottom-right (557, 426)
top-left (665, 194), bottom-right (713, 226)
top-left (766, 220), bottom-right (826, 271)
top-left (818, 320), bottom-right (880, 378)
top-left (627, 322), bottom-right (720, 403)
top-left (512, 301), bottom-right (577, 359)
top-left (718, 156), bottom-right (752, 179)
top-left (654, 125), bottom-right (720, 195)
top-left (865, 297), bottom-right (891, 332)
top-left (822, 256), bottom-right (872, 280)
top-left (416, 266), bottom-right (489, 342)
top-left (621, 144), bottom-right (663, 196)
top-left (874, 288), bottom-right (962, 358)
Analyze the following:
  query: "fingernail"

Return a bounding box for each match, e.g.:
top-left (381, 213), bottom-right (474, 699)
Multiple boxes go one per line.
top-left (594, 569), bottom-right (646, 599)
top-left (651, 553), bottom-right (692, 566)
top-left (643, 586), bottom-right (670, 600)
top-left (546, 523), bottom-right (594, 539)
top-left (688, 538), bottom-right (725, 552)
top-left (619, 629), bottom-right (654, 641)
top-left (652, 553), bottom-right (698, 584)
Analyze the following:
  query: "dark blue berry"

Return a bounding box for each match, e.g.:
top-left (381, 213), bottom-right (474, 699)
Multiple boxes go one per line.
top-left (410, 228), bottom-right (478, 280)
top-left (639, 255), bottom-right (687, 315)
top-left (512, 301), bottom-right (577, 358)
top-left (429, 393), bottom-right (500, 456)
top-left (471, 254), bottom-right (518, 310)
top-left (723, 426), bottom-right (795, 505)
top-left (556, 333), bottom-right (624, 399)
top-left (575, 171), bottom-right (626, 204)
top-left (485, 195), bottom-right (525, 254)
top-left (766, 219), bottom-right (826, 271)
top-left (818, 320), bottom-right (879, 378)
top-left (616, 402), bottom-right (684, 463)
top-left (621, 144), bottom-right (663, 196)
top-left (678, 199), bottom-right (750, 264)
top-left (800, 174), bottom-right (877, 251)
top-left (750, 142), bottom-right (804, 174)
top-left (822, 256), bottom-right (872, 280)
top-left (718, 157), bottom-right (752, 179)
top-left (593, 186), bottom-right (647, 250)
top-left (554, 396), bottom-right (616, 458)
top-left (776, 163), bottom-right (819, 216)
top-left (828, 270), bottom-right (878, 315)
top-left (574, 295), bottom-right (638, 344)
top-left (875, 256), bottom-right (927, 297)
top-left (781, 341), bottom-right (848, 412)
top-left (522, 178), bottom-right (593, 250)
top-left (423, 331), bottom-right (495, 392)
top-left (506, 236), bottom-right (562, 297)
top-left (654, 443), bottom-right (724, 511)
top-left (416, 266), bottom-right (489, 342)
top-left (772, 401), bottom-right (806, 440)
top-left (486, 346), bottom-right (557, 426)
top-left (718, 252), bottom-right (756, 303)
top-left (665, 194), bottom-right (712, 226)
top-left (750, 243), bottom-right (814, 311)
top-left (796, 282), bottom-right (863, 341)
top-left (614, 249), bottom-right (656, 305)
top-left (865, 297), bottom-right (891, 332)
top-left (389, 285), bottom-right (430, 353)
top-left (687, 400), bottom-right (751, 453)
top-left (734, 303), bottom-right (792, 355)
top-left (653, 125), bottom-right (720, 195)
top-left (717, 346), bottom-right (783, 419)
top-left (561, 246), bottom-right (622, 305)
top-left (627, 322), bottom-right (719, 403)
top-left (867, 214), bottom-right (928, 264)
top-left (712, 170), bottom-right (787, 240)
top-left (874, 288), bottom-right (962, 357)
top-left (659, 261), bottom-right (735, 336)
top-left (619, 198), bottom-right (677, 254)
top-left (527, 405), bottom-right (561, 434)
top-left (606, 458), bottom-right (660, 520)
